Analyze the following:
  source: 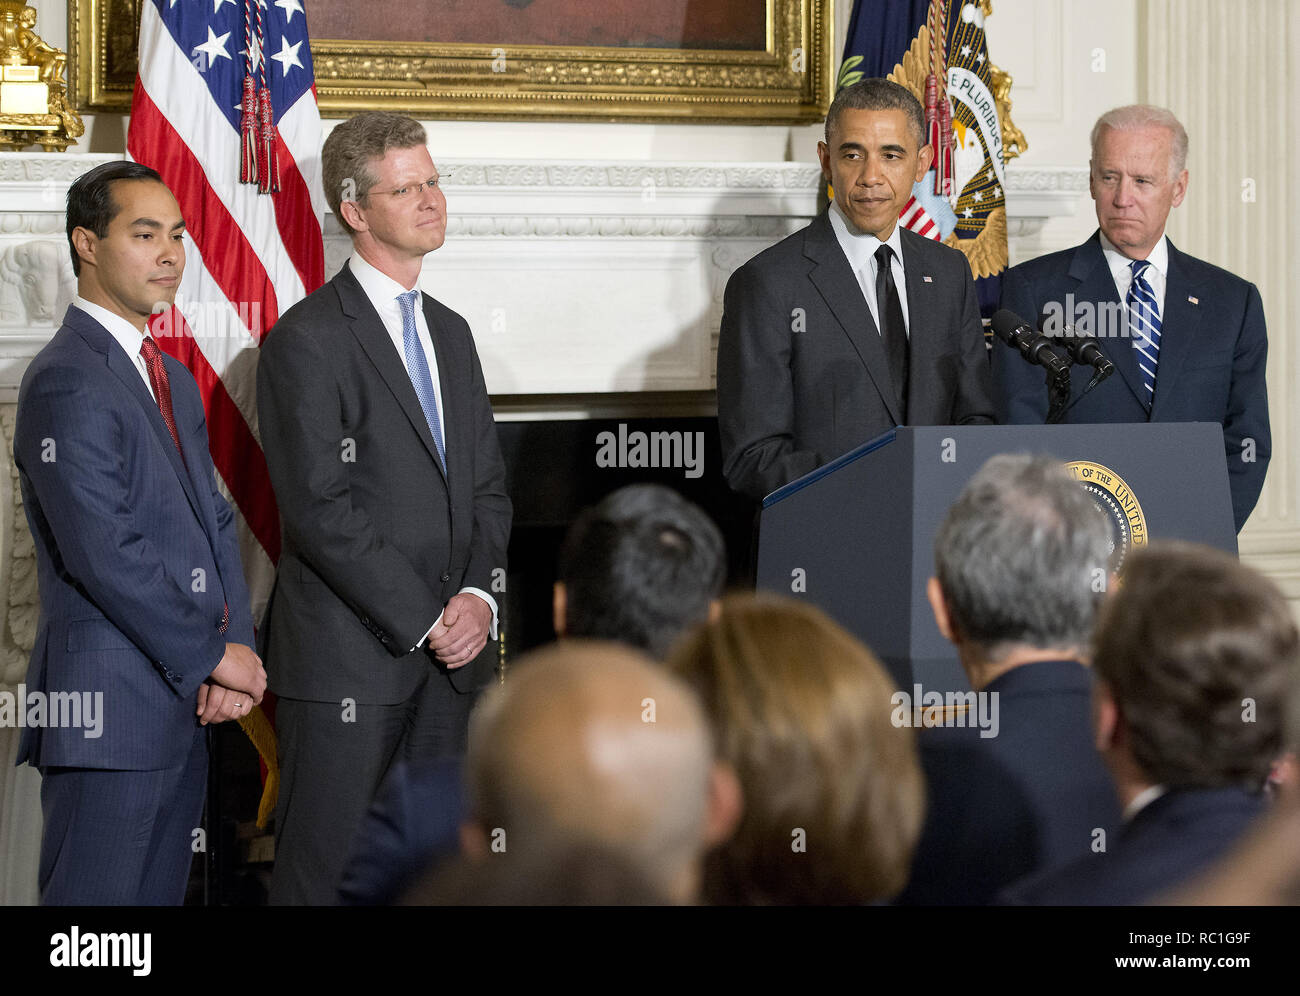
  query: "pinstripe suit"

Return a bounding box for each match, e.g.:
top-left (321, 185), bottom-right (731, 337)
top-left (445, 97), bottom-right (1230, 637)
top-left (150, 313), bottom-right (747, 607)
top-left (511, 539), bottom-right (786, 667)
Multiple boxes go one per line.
top-left (13, 304), bottom-right (255, 904)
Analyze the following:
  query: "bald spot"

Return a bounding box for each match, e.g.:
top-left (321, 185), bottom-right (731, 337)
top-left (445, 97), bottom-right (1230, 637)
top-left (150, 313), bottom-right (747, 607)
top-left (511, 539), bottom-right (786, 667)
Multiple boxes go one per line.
top-left (467, 641), bottom-right (714, 871)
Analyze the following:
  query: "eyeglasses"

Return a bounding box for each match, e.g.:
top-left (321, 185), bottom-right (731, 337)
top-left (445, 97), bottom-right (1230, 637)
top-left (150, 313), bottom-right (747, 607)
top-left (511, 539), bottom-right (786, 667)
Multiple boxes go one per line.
top-left (365, 177), bottom-right (440, 201)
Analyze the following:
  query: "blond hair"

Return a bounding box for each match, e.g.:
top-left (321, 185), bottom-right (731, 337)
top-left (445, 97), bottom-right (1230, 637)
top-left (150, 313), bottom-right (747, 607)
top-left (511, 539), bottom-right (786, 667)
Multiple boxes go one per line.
top-left (669, 594), bottom-right (925, 904)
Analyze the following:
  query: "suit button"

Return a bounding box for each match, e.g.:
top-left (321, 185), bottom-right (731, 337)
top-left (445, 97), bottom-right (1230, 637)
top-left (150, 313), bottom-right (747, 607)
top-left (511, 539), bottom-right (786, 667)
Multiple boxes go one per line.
top-left (440, 573), bottom-right (451, 583)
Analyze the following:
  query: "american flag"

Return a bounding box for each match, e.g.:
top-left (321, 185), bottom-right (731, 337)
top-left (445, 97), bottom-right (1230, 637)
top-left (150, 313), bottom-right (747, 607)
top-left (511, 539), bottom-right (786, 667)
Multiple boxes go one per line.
top-left (128, 0), bottom-right (325, 619)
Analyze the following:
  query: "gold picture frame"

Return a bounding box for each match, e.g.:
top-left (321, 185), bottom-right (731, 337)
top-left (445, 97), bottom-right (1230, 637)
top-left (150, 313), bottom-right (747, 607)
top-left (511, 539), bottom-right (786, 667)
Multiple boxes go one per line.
top-left (69, 0), bottom-right (833, 123)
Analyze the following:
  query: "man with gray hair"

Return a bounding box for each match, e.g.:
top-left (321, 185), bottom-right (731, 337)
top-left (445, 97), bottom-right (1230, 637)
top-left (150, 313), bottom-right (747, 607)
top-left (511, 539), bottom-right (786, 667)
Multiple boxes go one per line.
top-left (898, 454), bottom-right (1120, 905)
top-left (258, 112), bottom-right (511, 903)
top-left (993, 104), bottom-right (1269, 532)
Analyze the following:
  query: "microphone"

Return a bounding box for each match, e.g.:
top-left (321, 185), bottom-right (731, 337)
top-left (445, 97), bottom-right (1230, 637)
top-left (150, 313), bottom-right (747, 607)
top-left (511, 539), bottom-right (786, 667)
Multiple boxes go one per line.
top-left (1055, 323), bottom-right (1115, 382)
top-left (990, 310), bottom-right (1071, 379)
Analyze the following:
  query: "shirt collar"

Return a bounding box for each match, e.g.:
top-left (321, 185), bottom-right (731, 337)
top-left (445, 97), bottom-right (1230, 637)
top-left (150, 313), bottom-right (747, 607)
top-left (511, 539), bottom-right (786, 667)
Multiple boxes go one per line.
top-left (73, 295), bottom-right (147, 358)
top-left (828, 201), bottom-right (906, 272)
top-left (349, 250), bottom-right (418, 310)
top-left (1099, 229), bottom-right (1169, 278)
top-left (1123, 783), bottom-right (1168, 822)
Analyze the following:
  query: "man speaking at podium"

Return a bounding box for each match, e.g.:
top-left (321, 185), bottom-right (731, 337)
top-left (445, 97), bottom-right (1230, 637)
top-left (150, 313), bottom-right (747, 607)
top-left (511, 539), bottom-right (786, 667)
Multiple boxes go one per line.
top-left (993, 105), bottom-right (1270, 532)
top-left (717, 78), bottom-right (995, 502)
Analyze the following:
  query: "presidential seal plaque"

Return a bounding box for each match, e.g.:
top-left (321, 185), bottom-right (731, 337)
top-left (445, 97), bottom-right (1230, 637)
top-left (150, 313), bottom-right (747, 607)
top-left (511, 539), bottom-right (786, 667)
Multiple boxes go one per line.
top-left (1065, 460), bottom-right (1148, 572)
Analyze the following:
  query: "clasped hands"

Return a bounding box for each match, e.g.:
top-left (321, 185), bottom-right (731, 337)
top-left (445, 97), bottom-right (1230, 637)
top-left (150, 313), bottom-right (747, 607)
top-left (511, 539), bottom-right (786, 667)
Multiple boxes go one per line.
top-left (424, 592), bottom-right (492, 669)
top-left (196, 642), bottom-right (267, 726)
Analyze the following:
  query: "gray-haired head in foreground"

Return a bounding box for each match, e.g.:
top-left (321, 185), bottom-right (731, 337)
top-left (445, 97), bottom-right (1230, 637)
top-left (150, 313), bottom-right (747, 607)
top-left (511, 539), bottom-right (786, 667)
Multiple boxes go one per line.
top-left (934, 454), bottom-right (1111, 657)
top-left (825, 78), bottom-right (927, 149)
top-left (1090, 104), bottom-right (1188, 180)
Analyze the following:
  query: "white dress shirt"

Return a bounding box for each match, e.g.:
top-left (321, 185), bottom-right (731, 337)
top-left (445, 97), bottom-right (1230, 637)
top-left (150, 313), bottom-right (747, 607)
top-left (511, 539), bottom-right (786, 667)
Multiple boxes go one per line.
top-left (827, 201), bottom-right (912, 337)
top-left (347, 252), bottom-right (498, 650)
top-left (75, 296), bottom-right (155, 402)
top-left (348, 251), bottom-right (447, 456)
top-left (1100, 230), bottom-right (1169, 320)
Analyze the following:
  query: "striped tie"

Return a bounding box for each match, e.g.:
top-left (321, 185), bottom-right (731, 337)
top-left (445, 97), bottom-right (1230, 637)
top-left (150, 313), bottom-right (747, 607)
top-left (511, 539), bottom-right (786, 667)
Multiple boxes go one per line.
top-left (1126, 259), bottom-right (1161, 404)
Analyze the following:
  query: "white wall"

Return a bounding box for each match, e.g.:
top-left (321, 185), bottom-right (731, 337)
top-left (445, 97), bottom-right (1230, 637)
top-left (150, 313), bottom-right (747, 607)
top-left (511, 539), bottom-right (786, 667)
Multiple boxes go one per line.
top-left (993, 0), bottom-right (1140, 258)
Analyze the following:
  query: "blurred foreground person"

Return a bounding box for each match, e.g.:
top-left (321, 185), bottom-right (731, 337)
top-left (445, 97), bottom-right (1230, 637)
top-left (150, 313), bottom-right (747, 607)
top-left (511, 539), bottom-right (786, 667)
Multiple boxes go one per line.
top-left (1006, 542), bottom-right (1296, 905)
top-left (555, 484), bottom-right (725, 658)
top-left (900, 454), bottom-right (1120, 905)
top-left (669, 594), bottom-right (924, 904)
top-left (455, 641), bottom-right (741, 905)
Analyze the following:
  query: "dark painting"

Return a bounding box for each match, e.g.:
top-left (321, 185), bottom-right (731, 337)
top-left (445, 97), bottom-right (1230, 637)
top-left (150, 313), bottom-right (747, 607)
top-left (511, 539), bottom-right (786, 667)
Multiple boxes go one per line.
top-left (308, 0), bottom-right (768, 50)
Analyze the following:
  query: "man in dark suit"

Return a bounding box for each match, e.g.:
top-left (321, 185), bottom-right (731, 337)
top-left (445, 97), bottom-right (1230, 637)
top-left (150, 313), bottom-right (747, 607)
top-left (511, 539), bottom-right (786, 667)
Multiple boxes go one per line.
top-left (13, 161), bottom-right (265, 904)
top-left (1004, 542), bottom-right (1294, 905)
top-left (717, 78), bottom-right (994, 501)
top-left (258, 112), bottom-right (512, 905)
top-left (898, 455), bottom-right (1120, 905)
top-left (994, 105), bottom-right (1269, 531)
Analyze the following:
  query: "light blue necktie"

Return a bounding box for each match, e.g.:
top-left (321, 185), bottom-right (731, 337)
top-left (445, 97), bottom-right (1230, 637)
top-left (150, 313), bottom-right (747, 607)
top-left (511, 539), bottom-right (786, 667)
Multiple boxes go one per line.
top-left (1126, 259), bottom-right (1162, 405)
top-left (397, 289), bottom-right (447, 472)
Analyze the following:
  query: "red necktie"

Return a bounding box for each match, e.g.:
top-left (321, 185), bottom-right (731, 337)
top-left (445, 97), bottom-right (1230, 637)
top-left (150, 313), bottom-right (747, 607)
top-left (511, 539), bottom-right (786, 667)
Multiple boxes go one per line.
top-left (139, 336), bottom-right (228, 634)
top-left (139, 335), bottom-right (186, 465)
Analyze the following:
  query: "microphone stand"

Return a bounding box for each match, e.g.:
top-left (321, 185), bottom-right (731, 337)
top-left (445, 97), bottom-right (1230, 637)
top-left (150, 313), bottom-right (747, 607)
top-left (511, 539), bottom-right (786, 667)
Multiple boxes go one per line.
top-left (1045, 367), bottom-right (1072, 425)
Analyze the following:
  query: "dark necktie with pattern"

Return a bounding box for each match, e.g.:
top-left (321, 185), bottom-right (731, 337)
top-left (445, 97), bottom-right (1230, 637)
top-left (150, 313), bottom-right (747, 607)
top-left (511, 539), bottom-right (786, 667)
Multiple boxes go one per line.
top-left (140, 335), bottom-right (185, 463)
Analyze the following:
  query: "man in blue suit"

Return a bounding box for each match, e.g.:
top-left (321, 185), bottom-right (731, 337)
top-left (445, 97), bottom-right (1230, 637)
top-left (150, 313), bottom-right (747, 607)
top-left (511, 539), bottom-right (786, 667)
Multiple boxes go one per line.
top-left (13, 161), bottom-right (266, 905)
top-left (898, 455), bottom-right (1120, 905)
top-left (993, 105), bottom-right (1269, 531)
top-left (1004, 542), bottom-right (1293, 905)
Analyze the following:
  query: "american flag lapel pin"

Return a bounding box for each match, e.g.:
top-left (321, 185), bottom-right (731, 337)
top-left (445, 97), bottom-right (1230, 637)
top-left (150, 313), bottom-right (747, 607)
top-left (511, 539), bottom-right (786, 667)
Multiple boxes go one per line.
top-left (923, 275), bottom-right (933, 283)
top-left (1188, 295), bottom-right (1199, 305)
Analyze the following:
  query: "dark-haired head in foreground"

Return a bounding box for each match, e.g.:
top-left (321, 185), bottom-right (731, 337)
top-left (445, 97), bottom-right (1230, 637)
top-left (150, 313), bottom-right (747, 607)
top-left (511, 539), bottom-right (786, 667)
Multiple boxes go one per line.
top-left (556, 484), bottom-right (725, 658)
top-left (1006, 541), bottom-right (1298, 905)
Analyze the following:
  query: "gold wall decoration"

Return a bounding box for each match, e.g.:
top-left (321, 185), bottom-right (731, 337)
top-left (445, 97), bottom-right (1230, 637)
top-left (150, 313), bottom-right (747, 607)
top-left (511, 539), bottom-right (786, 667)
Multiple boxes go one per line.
top-left (0, 1), bottom-right (83, 150)
top-left (70, 0), bottom-right (833, 124)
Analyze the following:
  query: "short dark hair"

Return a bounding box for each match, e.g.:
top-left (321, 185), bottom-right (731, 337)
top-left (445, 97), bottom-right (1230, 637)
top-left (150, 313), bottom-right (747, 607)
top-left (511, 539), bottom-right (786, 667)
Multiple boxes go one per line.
top-left (826, 78), bottom-right (927, 149)
top-left (66, 161), bottom-right (166, 277)
top-left (1094, 542), bottom-right (1298, 790)
top-left (557, 484), bottom-right (725, 659)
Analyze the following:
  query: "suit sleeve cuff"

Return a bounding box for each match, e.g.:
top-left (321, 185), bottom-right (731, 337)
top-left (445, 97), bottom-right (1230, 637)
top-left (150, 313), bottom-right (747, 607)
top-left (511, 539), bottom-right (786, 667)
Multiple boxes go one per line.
top-left (411, 609), bottom-right (444, 654)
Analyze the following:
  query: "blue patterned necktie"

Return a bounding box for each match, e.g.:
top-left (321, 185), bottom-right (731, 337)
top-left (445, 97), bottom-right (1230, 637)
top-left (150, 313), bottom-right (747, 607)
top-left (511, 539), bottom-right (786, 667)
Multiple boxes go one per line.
top-left (397, 289), bottom-right (447, 471)
top-left (1126, 259), bottom-right (1161, 405)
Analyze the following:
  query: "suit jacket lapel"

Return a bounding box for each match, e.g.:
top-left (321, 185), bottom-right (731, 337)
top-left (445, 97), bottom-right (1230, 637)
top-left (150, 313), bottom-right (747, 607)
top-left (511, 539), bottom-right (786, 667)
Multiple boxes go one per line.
top-left (804, 212), bottom-right (902, 424)
top-left (899, 230), bottom-right (940, 423)
top-left (1068, 234), bottom-right (1149, 413)
top-left (336, 264), bottom-right (448, 484)
top-left (1149, 241), bottom-right (1202, 419)
top-left (67, 309), bottom-right (207, 526)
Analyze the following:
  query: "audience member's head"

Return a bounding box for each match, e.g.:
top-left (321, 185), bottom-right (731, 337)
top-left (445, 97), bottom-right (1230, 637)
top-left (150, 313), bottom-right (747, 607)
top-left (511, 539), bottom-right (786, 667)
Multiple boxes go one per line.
top-left (461, 640), bottom-right (740, 905)
top-left (555, 484), bottom-right (725, 658)
top-left (1166, 611), bottom-right (1300, 906)
top-left (1092, 541), bottom-right (1298, 808)
top-left (668, 594), bottom-right (924, 905)
top-left (928, 453), bottom-right (1112, 688)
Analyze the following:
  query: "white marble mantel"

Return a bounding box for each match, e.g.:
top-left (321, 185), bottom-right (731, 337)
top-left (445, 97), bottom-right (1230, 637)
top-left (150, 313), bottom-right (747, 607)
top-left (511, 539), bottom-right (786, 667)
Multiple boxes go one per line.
top-left (0, 152), bottom-right (1087, 403)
